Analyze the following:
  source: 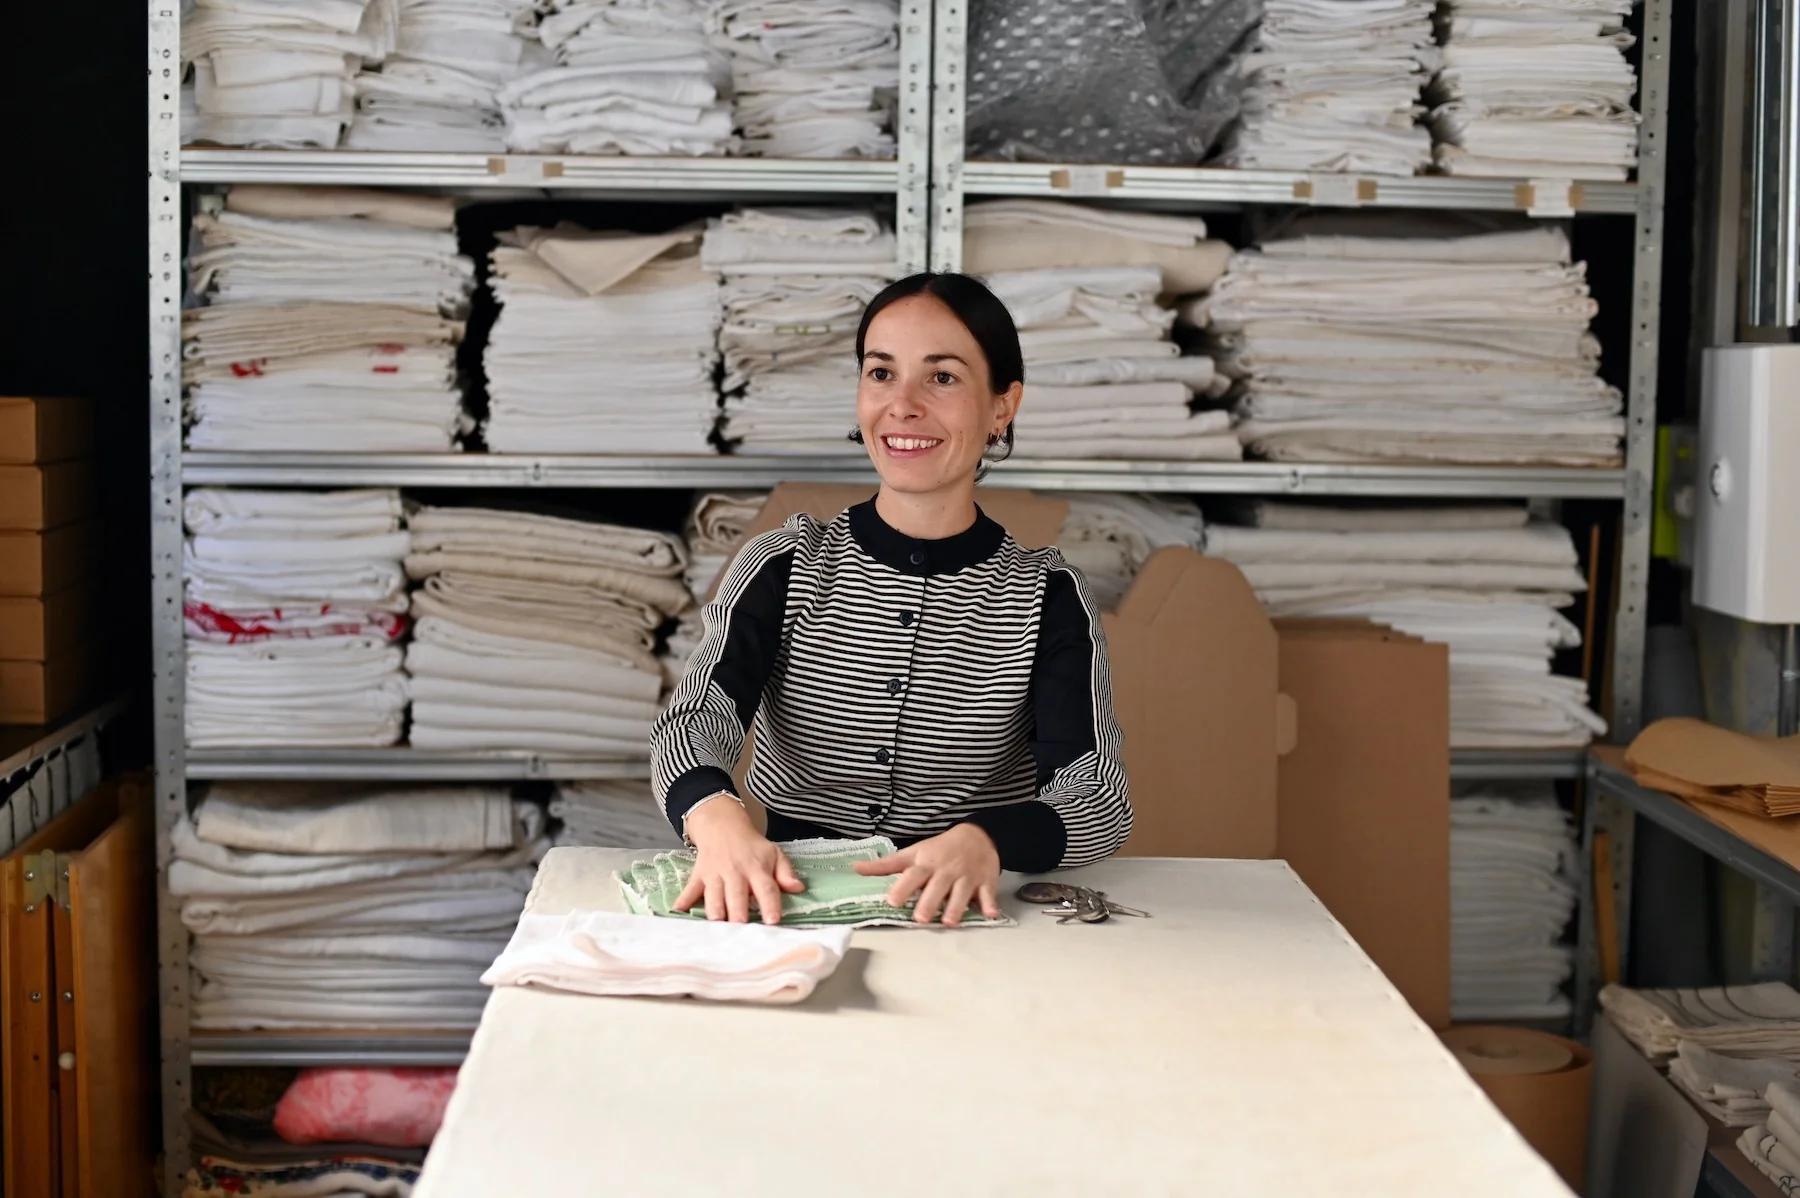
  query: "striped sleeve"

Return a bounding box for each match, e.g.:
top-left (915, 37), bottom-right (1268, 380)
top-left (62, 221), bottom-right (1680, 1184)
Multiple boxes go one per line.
top-left (1012, 561), bottom-right (1132, 868)
top-left (649, 525), bottom-right (796, 835)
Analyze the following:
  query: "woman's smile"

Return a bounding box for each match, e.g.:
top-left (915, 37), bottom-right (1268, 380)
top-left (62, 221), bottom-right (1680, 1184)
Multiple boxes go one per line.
top-left (880, 433), bottom-right (944, 458)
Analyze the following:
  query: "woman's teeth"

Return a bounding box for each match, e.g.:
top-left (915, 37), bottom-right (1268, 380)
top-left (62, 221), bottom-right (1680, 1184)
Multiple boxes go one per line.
top-left (884, 436), bottom-right (941, 450)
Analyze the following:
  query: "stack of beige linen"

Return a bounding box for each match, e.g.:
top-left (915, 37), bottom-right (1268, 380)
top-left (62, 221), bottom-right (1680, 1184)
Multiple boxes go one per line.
top-left (403, 505), bottom-right (686, 754)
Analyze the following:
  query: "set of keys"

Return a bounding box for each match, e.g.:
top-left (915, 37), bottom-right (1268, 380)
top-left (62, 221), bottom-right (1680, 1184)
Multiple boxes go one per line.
top-left (1015, 882), bottom-right (1151, 924)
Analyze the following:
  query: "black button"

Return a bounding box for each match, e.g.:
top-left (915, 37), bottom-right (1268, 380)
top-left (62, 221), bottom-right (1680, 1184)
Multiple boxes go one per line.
top-left (898, 611), bottom-right (915, 627)
top-left (874, 748), bottom-right (890, 764)
top-left (866, 804), bottom-right (882, 818)
top-left (909, 550), bottom-right (926, 566)
top-left (887, 678), bottom-right (903, 694)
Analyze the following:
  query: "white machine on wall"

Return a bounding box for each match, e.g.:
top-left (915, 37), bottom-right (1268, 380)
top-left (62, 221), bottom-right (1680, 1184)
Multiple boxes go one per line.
top-left (1693, 343), bottom-right (1800, 733)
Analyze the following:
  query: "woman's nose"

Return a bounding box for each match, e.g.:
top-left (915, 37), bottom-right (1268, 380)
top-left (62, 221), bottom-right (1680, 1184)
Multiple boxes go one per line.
top-left (889, 381), bottom-right (927, 417)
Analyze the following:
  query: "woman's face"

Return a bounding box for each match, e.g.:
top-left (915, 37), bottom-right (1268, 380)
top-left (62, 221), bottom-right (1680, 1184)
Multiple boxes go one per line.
top-left (856, 294), bottom-right (1021, 495)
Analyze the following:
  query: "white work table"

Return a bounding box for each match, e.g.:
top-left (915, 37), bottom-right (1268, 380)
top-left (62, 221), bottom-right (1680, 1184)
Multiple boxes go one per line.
top-left (415, 850), bottom-right (1571, 1197)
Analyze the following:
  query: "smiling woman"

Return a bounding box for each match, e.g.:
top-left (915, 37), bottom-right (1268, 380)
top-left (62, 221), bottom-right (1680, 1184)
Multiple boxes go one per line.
top-left (650, 272), bottom-right (1133, 930)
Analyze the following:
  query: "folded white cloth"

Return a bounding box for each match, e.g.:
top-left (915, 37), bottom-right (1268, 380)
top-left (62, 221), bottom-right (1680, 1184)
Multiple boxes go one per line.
top-left (1667, 1043), bottom-right (1800, 1127)
top-left (482, 909), bottom-right (852, 1003)
top-left (195, 783), bottom-right (532, 854)
top-left (1601, 983), bottom-right (1800, 1060)
top-left (550, 780), bottom-right (676, 849)
top-left (1222, 500), bottom-right (1529, 532)
top-left (1450, 792), bottom-right (1576, 1021)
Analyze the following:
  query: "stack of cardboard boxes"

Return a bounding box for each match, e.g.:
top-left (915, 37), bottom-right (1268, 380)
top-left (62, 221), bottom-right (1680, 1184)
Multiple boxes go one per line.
top-left (0, 397), bottom-right (99, 724)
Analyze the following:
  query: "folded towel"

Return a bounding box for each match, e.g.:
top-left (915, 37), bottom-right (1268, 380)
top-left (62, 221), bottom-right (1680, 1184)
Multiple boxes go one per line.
top-left (194, 783), bottom-right (530, 854)
top-left (482, 909), bottom-right (853, 1004)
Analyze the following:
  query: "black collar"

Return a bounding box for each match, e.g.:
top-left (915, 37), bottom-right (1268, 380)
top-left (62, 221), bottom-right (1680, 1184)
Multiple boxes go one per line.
top-left (847, 498), bottom-right (1005, 577)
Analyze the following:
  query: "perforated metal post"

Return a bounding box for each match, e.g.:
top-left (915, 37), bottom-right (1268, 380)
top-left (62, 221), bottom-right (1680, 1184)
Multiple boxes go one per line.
top-left (929, 0), bottom-right (968, 271)
top-left (149, 0), bottom-right (192, 1187)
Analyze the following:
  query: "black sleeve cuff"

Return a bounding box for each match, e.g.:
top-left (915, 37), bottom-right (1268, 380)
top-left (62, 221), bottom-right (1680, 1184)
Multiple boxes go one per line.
top-left (663, 766), bottom-right (740, 835)
top-left (958, 801), bottom-right (1067, 874)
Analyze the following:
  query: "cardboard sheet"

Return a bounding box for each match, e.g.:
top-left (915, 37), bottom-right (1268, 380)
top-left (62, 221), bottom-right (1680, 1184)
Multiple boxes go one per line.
top-left (1277, 622), bottom-right (1450, 1028)
top-left (1107, 550), bottom-right (1284, 860)
top-left (0, 586), bottom-right (97, 661)
top-left (416, 850), bottom-right (1573, 1198)
top-left (0, 645), bottom-right (97, 725)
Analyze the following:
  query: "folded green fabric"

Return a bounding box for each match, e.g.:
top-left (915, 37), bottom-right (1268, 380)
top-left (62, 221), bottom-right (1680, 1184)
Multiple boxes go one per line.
top-left (616, 836), bottom-right (1012, 928)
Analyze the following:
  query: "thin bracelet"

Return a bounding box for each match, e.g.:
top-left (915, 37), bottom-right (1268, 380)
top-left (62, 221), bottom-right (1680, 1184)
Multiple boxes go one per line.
top-left (681, 790), bottom-right (746, 847)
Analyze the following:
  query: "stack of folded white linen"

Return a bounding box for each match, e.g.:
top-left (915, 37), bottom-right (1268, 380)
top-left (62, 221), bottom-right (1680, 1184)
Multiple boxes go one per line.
top-left (661, 490), bottom-right (767, 688)
top-left (1601, 982), bottom-right (1800, 1061)
top-left (1195, 214), bottom-right (1625, 466)
top-left (1204, 501), bottom-right (1605, 747)
top-left (1430, 0), bottom-right (1639, 180)
top-left (483, 223), bottom-right (722, 453)
top-left (985, 266), bottom-right (1238, 462)
top-left (347, 0), bottom-right (538, 150)
top-left (1449, 790), bottom-right (1578, 1021)
top-left (682, 490), bottom-right (765, 598)
top-left (962, 201), bottom-right (1233, 301)
top-left (1741, 1083), bottom-right (1800, 1188)
top-left (182, 0), bottom-right (397, 148)
top-left (706, 0), bottom-right (899, 158)
top-left (1670, 1047), bottom-right (1800, 1127)
top-left (177, 783), bottom-right (546, 1030)
top-left (184, 488), bottom-right (411, 748)
top-left (403, 504), bottom-right (685, 754)
top-left (184, 186), bottom-right (473, 452)
top-left (497, 0), bottom-right (734, 154)
top-left (1216, 0), bottom-right (1436, 175)
top-left (703, 209), bottom-right (897, 453)
top-left (549, 780), bottom-right (678, 848)
top-left (1057, 494), bottom-right (1206, 610)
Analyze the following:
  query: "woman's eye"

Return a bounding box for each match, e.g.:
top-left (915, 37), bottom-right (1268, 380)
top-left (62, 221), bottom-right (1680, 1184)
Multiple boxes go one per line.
top-left (867, 367), bottom-right (891, 381)
top-left (933, 371), bottom-right (956, 385)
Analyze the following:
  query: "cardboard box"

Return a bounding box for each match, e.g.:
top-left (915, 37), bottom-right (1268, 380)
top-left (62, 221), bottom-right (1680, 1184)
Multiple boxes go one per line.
top-left (0, 522), bottom-right (100, 596)
top-left (0, 586), bottom-right (98, 661)
top-left (0, 461), bottom-right (98, 531)
top-left (0, 643), bottom-right (98, 724)
top-left (0, 397), bottom-right (95, 464)
top-left (1275, 619), bottom-right (1451, 1029)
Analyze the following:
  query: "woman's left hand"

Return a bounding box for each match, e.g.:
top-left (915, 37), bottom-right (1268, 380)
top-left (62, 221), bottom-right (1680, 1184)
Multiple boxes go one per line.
top-left (853, 823), bottom-right (1003, 926)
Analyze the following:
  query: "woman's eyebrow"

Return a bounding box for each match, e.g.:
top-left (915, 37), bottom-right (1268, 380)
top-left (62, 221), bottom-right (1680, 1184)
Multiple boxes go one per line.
top-left (924, 353), bottom-right (969, 366)
top-left (862, 350), bottom-right (896, 361)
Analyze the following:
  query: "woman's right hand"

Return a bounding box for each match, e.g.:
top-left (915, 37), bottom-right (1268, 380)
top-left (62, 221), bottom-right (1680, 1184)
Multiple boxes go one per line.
top-left (673, 797), bottom-right (805, 925)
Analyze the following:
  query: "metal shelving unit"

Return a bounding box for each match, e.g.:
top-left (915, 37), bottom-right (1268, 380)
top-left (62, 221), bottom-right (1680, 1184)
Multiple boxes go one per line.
top-left (180, 451), bottom-right (1630, 497)
top-left (926, 0), bottom-right (1669, 751)
top-left (190, 1031), bottom-right (474, 1068)
top-left (149, 0), bottom-right (1673, 1186)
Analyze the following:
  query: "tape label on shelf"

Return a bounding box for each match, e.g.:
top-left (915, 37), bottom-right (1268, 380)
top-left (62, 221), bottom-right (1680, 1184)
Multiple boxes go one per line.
top-left (1298, 173), bottom-right (1376, 207)
top-left (1523, 178), bottom-right (1580, 217)
top-left (486, 156), bottom-right (565, 180)
top-left (1050, 165), bottom-right (1125, 196)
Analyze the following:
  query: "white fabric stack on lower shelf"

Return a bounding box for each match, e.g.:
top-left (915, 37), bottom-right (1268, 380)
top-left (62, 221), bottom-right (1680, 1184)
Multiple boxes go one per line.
top-left (348, 0), bottom-right (537, 151)
top-left (704, 209), bottom-right (897, 453)
top-left (706, 0), bottom-right (899, 158)
top-left (1216, 0), bottom-right (1436, 175)
top-left (1058, 494), bottom-right (1206, 611)
top-left (1430, 0), bottom-right (1639, 180)
top-left (1740, 1083), bottom-right (1800, 1190)
top-left (1601, 982), bottom-right (1800, 1061)
top-left (1196, 214), bottom-right (1625, 466)
top-left (497, 0), bottom-right (734, 154)
top-left (985, 264), bottom-right (1238, 462)
top-left (181, 0), bottom-right (397, 147)
top-left (663, 490), bottom-right (766, 688)
top-left (184, 186), bottom-right (473, 452)
top-left (484, 224), bottom-right (722, 453)
top-left (403, 504), bottom-right (684, 754)
top-left (549, 780), bottom-right (677, 848)
top-left (178, 783), bottom-right (545, 1030)
top-left (1449, 790), bottom-right (1578, 1021)
top-left (1204, 501), bottom-right (1604, 748)
top-left (184, 489), bottom-right (411, 749)
top-left (682, 490), bottom-right (765, 598)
